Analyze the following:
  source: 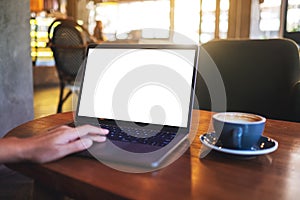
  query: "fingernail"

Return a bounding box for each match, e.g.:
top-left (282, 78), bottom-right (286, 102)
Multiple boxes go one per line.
top-left (103, 129), bottom-right (109, 134)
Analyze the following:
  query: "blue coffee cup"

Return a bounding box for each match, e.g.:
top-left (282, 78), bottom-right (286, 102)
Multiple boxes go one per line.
top-left (212, 112), bottom-right (266, 150)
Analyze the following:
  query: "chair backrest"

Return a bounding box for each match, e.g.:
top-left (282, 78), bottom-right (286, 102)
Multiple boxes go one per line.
top-left (196, 39), bottom-right (300, 122)
top-left (48, 19), bottom-right (89, 82)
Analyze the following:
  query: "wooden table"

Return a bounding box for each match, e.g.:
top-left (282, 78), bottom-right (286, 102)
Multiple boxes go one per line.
top-left (5, 110), bottom-right (300, 200)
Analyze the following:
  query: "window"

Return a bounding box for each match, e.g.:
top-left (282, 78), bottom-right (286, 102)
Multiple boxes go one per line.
top-left (250, 0), bottom-right (281, 39)
top-left (89, 0), bottom-right (230, 43)
top-left (174, 0), bottom-right (200, 43)
top-left (90, 0), bottom-right (170, 41)
top-left (219, 0), bottom-right (230, 39)
top-left (199, 0), bottom-right (229, 43)
top-left (286, 0), bottom-right (300, 32)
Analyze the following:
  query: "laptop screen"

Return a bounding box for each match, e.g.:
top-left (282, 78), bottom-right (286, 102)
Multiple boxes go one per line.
top-left (77, 44), bottom-right (197, 128)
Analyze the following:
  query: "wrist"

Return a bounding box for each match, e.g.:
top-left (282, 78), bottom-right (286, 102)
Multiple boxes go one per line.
top-left (0, 137), bottom-right (31, 163)
top-left (13, 137), bottom-right (33, 162)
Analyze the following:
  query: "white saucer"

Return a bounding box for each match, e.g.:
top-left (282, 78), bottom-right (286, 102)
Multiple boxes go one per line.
top-left (199, 132), bottom-right (278, 156)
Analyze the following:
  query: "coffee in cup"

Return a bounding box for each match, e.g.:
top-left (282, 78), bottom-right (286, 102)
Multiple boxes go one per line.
top-left (212, 112), bottom-right (266, 150)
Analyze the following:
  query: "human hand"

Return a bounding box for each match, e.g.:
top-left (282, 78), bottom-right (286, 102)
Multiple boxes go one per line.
top-left (0, 125), bottom-right (108, 164)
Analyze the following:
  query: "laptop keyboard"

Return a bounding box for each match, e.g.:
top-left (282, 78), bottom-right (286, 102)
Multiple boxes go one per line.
top-left (99, 124), bottom-right (176, 147)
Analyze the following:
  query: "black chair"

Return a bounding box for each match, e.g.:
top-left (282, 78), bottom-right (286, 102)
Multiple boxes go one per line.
top-left (195, 39), bottom-right (300, 122)
top-left (48, 19), bottom-right (93, 113)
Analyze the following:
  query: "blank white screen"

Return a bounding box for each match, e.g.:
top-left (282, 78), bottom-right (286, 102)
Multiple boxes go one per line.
top-left (78, 47), bottom-right (196, 127)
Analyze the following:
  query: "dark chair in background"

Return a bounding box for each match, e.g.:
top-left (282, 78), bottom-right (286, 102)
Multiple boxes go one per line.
top-left (48, 19), bottom-right (93, 113)
top-left (196, 39), bottom-right (300, 122)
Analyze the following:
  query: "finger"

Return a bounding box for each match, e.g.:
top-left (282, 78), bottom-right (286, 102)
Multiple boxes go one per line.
top-left (82, 135), bottom-right (107, 142)
top-left (59, 138), bottom-right (94, 156)
top-left (58, 125), bottom-right (109, 142)
top-left (74, 125), bottom-right (109, 137)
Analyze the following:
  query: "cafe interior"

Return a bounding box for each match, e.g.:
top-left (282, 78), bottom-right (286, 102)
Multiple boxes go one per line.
top-left (1, 0), bottom-right (300, 199)
top-left (29, 0), bottom-right (300, 117)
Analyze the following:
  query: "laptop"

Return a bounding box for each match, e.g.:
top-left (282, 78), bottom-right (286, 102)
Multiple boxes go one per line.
top-left (74, 43), bottom-right (199, 169)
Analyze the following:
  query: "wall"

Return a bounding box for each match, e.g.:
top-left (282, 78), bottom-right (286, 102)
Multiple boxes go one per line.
top-left (0, 0), bottom-right (33, 137)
